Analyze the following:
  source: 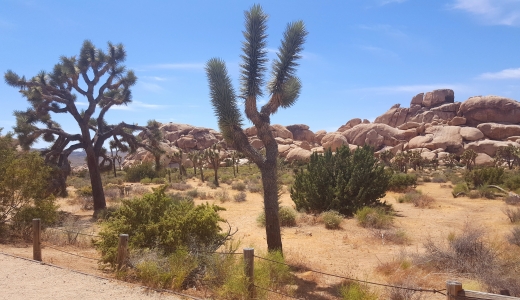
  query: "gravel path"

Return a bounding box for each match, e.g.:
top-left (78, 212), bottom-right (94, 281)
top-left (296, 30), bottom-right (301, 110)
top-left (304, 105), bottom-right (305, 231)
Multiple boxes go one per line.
top-left (0, 252), bottom-right (183, 300)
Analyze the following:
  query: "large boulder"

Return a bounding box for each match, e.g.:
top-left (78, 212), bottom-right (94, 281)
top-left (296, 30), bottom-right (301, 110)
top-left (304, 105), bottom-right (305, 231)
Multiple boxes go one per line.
top-left (314, 130), bottom-right (327, 144)
top-left (337, 118), bottom-right (362, 132)
top-left (410, 93), bottom-right (424, 106)
top-left (271, 124), bottom-right (293, 139)
top-left (159, 123), bottom-right (194, 133)
top-left (177, 136), bottom-right (197, 149)
top-left (422, 89), bottom-right (454, 108)
top-left (342, 123), bottom-right (417, 149)
top-left (286, 124), bottom-right (315, 143)
top-left (448, 116), bottom-right (466, 126)
top-left (244, 126), bottom-right (257, 137)
top-left (475, 153), bottom-right (494, 167)
top-left (285, 147), bottom-right (312, 163)
top-left (476, 123), bottom-right (520, 140)
top-left (321, 133), bottom-right (349, 151)
top-left (189, 128), bottom-right (218, 149)
top-left (406, 126), bottom-right (463, 153)
top-left (464, 140), bottom-right (520, 157)
top-left (459, 127), bottom-right (484, 141)
top-left (373, 104), bottom-right (410, 128)
top-left (459, 95), bottom-right (520, 126)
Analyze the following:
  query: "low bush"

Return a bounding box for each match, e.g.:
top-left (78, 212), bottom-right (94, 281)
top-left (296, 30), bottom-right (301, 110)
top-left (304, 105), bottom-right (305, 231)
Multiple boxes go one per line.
top-left (233, 191), bottom-right (247, 202)
top-left (140, 178), bottom-right (152, 185)
top-left (95, 186), bottom-right (227, 266)
top-left (320, 210), bottom-right (343, 229)
top-left (431, 174), bottom-right (447, 183)
top-left (464, 167), bottom-right (504, 188)
top-left (505, 174), bottom-right (520, 191)
top-left (422, 176), bottom-right (432, 182)
top-left (247, 183), bottom-right (262, 193)
top-left (215, 189), bottom-right (230, 202)
top-left (11, 198), bottom-right (59, 238)
top-left (477, 186), bottom-right (496, 199)
top-left (170, 182), bottom-right (192, 191)
top-left (452, 183), bottom-right (469, 197)
top-left (355, 207), bottom-right (394, 229)
top-left (278, 206), bottom-right (297, 227)
top-left (508, 226), bottom-right (520, 247)
top-left (76, 185), bottom-right (93, 197)
top-left (397, 190), bottom-right (435, 208)
top-left (124, 162), bottom-right (163, 183)
top-left (468, 190), bottom-right (480, 199)
top-left (257, 206), bottom-right (296, 227)
top-left (388, 173), bottom-right (417, 192)
top-left (339, 281), bottom-right (378, 300)
top-left (231, 181), bottom-right (246, 191)
top-left (186, 189), bottom-right (199, 199)
top-left (151, 178), bottom-right (165, 184)
top-left (503, 207), bottom-right (520, 223)
top-left (505, 195), bottom-right (520, 205)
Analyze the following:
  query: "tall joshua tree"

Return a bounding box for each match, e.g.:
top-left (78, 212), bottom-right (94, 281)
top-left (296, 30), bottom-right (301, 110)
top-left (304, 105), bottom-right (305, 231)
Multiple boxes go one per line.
top-left (206, 5), bottom-right (307, 252)
top-left (4, 41), bottom-right (161, 214)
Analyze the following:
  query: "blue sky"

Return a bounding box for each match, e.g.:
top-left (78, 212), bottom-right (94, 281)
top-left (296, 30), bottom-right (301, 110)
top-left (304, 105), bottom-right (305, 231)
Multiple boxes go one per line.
top-left (1, 0), bottom-right (520, 148)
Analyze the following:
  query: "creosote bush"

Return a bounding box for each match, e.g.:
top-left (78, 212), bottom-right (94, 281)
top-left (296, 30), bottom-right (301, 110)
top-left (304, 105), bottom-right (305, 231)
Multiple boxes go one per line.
top-left (233, 191), bottom-right (247, 202)
top-left (124, 162), bottom-right (165, 183)
top-left (95, 186), bottom-right (227, 266)
top-left (257, 206), bottom-right (297, 227)
top-left (339, 280), bottom-right (378, 300)
top-left (464, 167), bottom-right (504, 188)
top-left (397, 190), bottom-right (435, 208)
top-left (388, 173), bottom-right (417, 192)
top-left (320, 210), bottom-right (343, 229)
top-left (291, 145), bottom-right (389, 216)
top-left (355, 207), bottom-right (394, 229)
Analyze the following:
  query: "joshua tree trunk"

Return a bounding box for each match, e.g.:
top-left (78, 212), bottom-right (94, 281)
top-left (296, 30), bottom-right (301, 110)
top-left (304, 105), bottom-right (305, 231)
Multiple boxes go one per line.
top-left (259, 164), bottom-right (282, 251)
top-left (85, 145), bottom-right (106, 212)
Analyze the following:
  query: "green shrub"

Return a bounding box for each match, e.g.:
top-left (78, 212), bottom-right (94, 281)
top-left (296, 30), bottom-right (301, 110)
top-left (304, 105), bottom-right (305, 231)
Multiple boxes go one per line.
top-left (11, 198), bottom-right (59, 237)
top-left (464, 167), bottom-right (504, 188)
top-left (247, 183), bottom-right (262, 193)
top-left (320, 210), bottom-right (343, 229)
top-left (388, 173), bottom-right (417, 192)
top-left (170, 182), bottom-right (192, 191)
top-left (355, 207), bottom-right (394, 229)
top-left (291, 146), bottom-right (389, 216)
top-left (278, 206), bottom-right (297, 227)
top-left (452, 183), bottom-right (469, 197)
top-left (124, 162), bottom-right (164, 183)
top-left (505, 174), bottom-right (520, 191)
top-left (477, 186), bottom-right (495, 199)
top-left (151, 178), bottom-right (165, 184)
top-left (339, 281), bottom-right (378, 300)
top-left (140, 177), bottom-right (152, 185)
top-left (76, 185), bottom-right (93, 196)
top-left (215, 189), bottom-right (230, 202)
top-left (95, 186), bottom-right (226, 266)
top-left (422, 176), bottom-right (432, 182)
top-left (231, 182), bottom-right (246, 191)
top-left (257, 206), bottom-right (296, 227)
top-left (186, 189), bottom-right (199, 198)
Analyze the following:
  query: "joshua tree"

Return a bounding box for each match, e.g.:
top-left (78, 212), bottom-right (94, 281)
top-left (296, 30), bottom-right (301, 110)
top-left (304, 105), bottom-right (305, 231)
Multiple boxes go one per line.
top-left (461, 149), bottom-right (477, 170)
top-left (206, 5), bottom-right (307, 252)
top-left (4, 41), bottom-right (161, 214)
top-left (204, 144), bottom-right (223, 186)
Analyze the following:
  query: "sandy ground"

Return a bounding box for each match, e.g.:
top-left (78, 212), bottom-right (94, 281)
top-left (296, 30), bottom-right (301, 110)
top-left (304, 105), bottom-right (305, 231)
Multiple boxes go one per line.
top-left (0, 253), bottom-right (182, 300)
top-left (1, 177), bottom-right (517, 299)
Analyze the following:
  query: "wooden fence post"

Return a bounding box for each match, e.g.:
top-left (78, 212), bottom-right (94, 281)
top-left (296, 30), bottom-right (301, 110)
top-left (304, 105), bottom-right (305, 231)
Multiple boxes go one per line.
top-left (117, 234), bottom-right (129, 270)
top-left (243, 248), bottom-right (255, 299)
top-left (32, 218), bottom-right (41, 261)
top-left (446, 281), bottom-right (462, 300)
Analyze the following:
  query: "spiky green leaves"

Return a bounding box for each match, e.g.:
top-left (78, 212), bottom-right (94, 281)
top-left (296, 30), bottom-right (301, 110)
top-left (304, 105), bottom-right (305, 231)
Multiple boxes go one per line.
top-left (240, 4), bottom-right (268, 98)
top-left (268, 20), bottom-right (307, 99)
top-left (206, 58), bottom-right (243, 142)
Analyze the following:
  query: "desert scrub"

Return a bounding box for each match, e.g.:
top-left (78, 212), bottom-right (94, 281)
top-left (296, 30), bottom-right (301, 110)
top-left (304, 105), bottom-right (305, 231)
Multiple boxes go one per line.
top-left (140, 177), bottom-right (152, 185)
top-left (452, 183), bottom-right (469, 197)
top-left (503, 207), bottom-right (520, 223)
top-left (233, 191), bottom-right (247, 202)
top-left (215, 189), bottom-right (230, 202)
top-left (185, 189), bottom-right (199, 198)
top-left (464, 167), bottom-right (504, 188)
top-left (397, 190), bottom-right (435, 208)
top-left (508, 226), bottom-right (520, 247)
top-left (257, 206), bottom-right (297, 227)
top-left (339, 281), bottom-right (378, 300)
top-left (372, 229), bottom-right (410, 245)
top-left (169, 182), bottom-right (192, 191)
top-left (95, 186), bottom-right (227, 266)
top-left (505, 174), bottom-right (520, 191)
top-left (320, 210), bottom-right (343, 229)
top-left (355, 207), bottom-right (394, 229)
top-left (387, 173), bottom-right (417, 192)
top-left (247, 183), bottom-right (262, 193)
top-left (230, 181), bottom-right (246, 191)
top-left (151, 177), bottom-right (165, 184)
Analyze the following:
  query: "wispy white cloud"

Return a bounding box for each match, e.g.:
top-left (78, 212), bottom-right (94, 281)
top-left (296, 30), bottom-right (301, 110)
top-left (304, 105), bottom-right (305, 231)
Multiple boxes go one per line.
top-left (132, 101), bottom-right (166, 109)
top-left (358, 45), bottom-right (399, 59)
top-left (379, 0), bottom-right (408, 5)
top-left (358, 24), bottom-right (408, 38)
top-left (142, 76), bottom-right (170, 81)
top-left (477, 67), bottom-right (520, 79)
top-left (356, 83), bottom-right (468, 94)
top-left (74, 100), bottom-right (165, 110)
top-left (451, 0), bottom-right (520, 26)
top-left (140, 82), bottom-right (164, 93)
top-left (149, 63), bottom-right (205, 70)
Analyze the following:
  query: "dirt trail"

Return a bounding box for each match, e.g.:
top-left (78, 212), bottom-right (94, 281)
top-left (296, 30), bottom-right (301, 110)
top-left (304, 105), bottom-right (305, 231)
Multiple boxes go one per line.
top-left (0, 253), bottom-right (182, 300)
